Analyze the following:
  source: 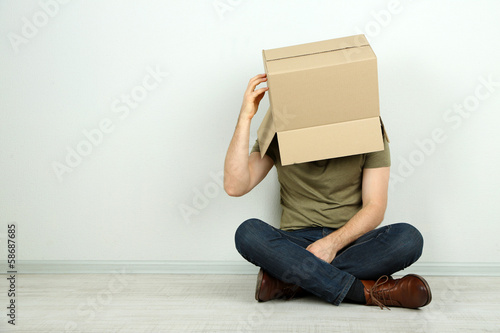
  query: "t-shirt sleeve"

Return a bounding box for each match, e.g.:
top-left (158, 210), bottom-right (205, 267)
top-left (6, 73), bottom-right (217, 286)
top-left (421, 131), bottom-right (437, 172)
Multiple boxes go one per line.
top-left (250, 139), bottom-right (260, 154)
top-left (250, 138), bottom-right (277, 164)
top-left (364, 135), bottom-right (391, 168)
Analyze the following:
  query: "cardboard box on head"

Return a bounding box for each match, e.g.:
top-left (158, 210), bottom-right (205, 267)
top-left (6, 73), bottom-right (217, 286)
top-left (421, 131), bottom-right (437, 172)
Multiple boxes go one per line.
top-left (257, 34), bottom-right (388, 166)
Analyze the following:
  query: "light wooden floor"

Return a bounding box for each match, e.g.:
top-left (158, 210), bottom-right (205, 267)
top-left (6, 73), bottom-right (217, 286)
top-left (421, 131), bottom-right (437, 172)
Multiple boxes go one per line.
top-left (1, 274), bottom-right (499, 332)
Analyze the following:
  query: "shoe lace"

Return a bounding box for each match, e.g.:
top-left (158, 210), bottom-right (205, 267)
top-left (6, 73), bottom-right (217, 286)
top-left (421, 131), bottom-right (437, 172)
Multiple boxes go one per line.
top-left (369, 275), bottom-right (392, 310)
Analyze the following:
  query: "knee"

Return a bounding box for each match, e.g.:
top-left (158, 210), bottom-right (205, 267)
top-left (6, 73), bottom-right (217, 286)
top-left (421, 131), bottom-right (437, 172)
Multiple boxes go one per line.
top-left (392, 223), bottom-right (424, 263)
top-left (234, 218), bottom-right (265, 256)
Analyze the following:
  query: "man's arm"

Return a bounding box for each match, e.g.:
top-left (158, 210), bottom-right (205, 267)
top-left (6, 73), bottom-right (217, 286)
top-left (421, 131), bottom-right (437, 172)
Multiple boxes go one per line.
top-left (224, 74), bottom-right (274, 197)
top-left (306, 166), bottom-right (390, 263)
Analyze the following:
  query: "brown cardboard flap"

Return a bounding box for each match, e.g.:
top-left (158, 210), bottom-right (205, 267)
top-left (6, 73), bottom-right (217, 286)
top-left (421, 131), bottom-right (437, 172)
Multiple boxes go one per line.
top-left (277, 117), bottom-right (384, 165)
top-left (264, 35), bottom-right (369, 61)
top-left (265, 45), bottom-right (370, 63)
top-left (265, 46), bottom-right (374, 74)
top-left (256, 108), bottom-right (276, 159)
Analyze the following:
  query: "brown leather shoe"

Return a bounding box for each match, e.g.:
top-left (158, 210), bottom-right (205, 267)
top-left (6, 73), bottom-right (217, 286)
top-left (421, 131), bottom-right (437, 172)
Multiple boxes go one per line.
top-left (255, 268), bottom-right (306, 302)
top-left (361, 274), bottom-right (432, 309)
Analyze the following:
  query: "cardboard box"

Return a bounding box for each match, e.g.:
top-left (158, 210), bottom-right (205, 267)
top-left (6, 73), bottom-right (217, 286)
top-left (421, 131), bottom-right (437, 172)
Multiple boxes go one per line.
top-left (257, 34), bottom-right (386, 165)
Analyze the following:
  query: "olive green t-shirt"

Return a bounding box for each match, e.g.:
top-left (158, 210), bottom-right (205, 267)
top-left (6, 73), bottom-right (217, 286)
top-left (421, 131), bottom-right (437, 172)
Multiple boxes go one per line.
top-left (251, 134), bottom-right (390, 231)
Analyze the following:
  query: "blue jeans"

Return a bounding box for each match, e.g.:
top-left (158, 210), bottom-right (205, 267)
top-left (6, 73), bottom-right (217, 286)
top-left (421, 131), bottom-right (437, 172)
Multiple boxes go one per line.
top-left (234, 219), bottom-right (423, 305)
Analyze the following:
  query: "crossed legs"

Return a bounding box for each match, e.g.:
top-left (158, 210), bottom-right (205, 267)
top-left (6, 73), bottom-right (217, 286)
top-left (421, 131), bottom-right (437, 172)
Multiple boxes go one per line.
top-left (235, 219), bottom-right (424, 305)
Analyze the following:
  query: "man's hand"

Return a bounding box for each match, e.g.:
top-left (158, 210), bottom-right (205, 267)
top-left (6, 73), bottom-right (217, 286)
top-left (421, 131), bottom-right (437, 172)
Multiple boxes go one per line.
top-left (306, 167), bottom-right (391, 263)
top-left (239, 74), bottom-right (268, 121)
top-left (306, 236), bottom-right (339, 264)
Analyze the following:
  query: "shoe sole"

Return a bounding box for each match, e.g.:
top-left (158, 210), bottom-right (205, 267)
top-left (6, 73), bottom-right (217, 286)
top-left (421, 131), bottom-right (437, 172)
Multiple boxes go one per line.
top-left (408, 274), bottom-right (432, 307)
top-left (255, 268), bottom-right (264, 302)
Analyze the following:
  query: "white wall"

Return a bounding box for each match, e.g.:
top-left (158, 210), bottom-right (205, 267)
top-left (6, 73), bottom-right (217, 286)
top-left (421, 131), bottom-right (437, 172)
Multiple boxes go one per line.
top-left (1, 0), bottom-right (499, 269)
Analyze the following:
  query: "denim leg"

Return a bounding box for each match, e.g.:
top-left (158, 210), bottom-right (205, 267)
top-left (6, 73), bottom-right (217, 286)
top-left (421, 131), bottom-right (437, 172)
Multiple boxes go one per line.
top-left (235, 218), bottom-right (355, 305)
top-left (331, 223), bottom-right (424, 280)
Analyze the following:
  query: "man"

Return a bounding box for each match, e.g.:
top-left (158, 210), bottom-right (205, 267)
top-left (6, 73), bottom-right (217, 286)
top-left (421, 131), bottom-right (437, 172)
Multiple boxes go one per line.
top-left (224, 73), bottom-right (431, 309)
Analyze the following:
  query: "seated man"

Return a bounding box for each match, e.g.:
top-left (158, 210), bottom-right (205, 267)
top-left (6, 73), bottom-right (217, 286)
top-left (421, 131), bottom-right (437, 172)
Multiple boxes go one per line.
top-left (224, 74), bottom-right (431, 309)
